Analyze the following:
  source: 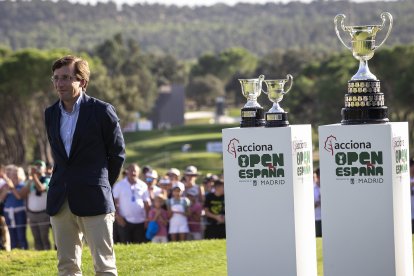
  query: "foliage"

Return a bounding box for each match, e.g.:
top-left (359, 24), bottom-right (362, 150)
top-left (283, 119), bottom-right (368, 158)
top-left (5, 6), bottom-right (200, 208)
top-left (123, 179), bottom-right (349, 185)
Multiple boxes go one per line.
top-left (1, 1), bottom-right (414, 59)
top-left (186, 74), bottom-right (225, 109)
top-left (0, 48), bottom-right (70, 164)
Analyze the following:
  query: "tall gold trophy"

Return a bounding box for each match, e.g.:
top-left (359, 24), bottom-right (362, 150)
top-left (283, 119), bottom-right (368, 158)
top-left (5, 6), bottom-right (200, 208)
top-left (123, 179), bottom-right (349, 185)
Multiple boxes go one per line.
top-left (334, 12), bottom-right (393, 124)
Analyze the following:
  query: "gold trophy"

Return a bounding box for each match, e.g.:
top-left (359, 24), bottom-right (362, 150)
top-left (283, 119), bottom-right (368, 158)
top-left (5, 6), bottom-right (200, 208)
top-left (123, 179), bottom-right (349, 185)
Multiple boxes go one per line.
top-left (239, 75), bottom-right (265, 127)
top-left (263, 74), bottom-right (293, 127)
top-left (334, 12), bottom-right (393, 124)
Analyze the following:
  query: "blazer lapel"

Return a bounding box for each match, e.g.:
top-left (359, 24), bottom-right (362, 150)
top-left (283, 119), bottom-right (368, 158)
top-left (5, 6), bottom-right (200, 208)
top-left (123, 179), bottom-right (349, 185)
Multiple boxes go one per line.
top-left (68, 94), bottom-right (92, 159)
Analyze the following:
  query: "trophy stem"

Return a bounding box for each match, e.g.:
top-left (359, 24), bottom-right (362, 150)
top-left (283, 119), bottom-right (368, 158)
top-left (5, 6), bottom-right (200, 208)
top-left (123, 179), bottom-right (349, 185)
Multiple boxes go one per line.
top-left (269, 102), bottom-right (285, 113)
top-left (352, 60), bottom-right (377, 81)
top-left (244, 98), bottom-right (260, 108)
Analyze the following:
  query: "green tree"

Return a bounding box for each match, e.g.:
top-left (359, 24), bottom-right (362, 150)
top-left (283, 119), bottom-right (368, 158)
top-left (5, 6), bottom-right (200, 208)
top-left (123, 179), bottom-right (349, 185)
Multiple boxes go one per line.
top-left (93, 34), bottom-right (158, 123)
top-left (0, 48), bottom-right (69, 163)
top-left (186, 74), bottom-right (225, 109)
top-left (191, 47), bottom-right (257, 81)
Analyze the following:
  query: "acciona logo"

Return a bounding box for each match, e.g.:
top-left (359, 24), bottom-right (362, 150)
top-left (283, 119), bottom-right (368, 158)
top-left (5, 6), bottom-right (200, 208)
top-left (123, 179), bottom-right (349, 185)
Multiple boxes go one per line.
top-left (292, 140), bottom-right (308, 152)
top-left (227, 138), bottom-right (273, 158)
top-left (324, 135), bottom-right (372, 156)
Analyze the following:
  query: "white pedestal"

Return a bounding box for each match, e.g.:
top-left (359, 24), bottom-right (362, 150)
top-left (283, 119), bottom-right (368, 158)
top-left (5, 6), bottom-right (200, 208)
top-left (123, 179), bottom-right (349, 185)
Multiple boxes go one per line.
top-left (222, 125), bottom-right (317, 276)
top-left (319, 122), bottom-right (413, 276)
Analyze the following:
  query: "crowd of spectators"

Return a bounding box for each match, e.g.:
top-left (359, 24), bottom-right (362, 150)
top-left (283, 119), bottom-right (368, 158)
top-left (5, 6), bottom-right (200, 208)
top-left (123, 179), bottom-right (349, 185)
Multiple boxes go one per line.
top-left (1, 157), bottom-right (414, 250)
top-left (112, 164), bottom-right (226, 244)
top-left (0, 161), bottom-right (52, 251)
top-left (0, 162), bottom-right (226, 249)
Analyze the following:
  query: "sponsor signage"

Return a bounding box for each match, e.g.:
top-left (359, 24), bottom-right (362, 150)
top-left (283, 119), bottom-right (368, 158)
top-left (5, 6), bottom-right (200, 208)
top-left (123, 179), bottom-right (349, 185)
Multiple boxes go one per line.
top-left (319, 123), bottom-right (413, 276)
top-left (223, 125), bottom-right (317, 276)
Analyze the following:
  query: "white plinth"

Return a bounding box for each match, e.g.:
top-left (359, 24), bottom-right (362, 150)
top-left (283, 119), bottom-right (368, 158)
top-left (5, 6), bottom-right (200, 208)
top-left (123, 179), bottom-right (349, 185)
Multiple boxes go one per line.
top-left (319, 122), bottom-right (413, 276)
top-left (223, 125), bottom-right (317, 276)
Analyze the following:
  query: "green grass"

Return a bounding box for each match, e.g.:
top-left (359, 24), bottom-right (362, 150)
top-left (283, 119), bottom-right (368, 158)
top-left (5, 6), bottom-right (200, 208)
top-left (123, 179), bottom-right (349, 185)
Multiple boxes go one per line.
top-left (2, 237), bottom-right (414, 275)
top-left (0, 240), bottom-right (227, 276)
top-left (124, 124), bottom-right (236, 176)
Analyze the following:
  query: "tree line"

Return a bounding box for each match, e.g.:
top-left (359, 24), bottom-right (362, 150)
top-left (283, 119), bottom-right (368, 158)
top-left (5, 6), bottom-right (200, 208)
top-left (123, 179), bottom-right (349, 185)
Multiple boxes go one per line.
top-left (1, 34), bottom-right (414, 164)
top-left (0, 35), bottom-right (186, 164)
top-left (0, 0), bottom-right (414, 59)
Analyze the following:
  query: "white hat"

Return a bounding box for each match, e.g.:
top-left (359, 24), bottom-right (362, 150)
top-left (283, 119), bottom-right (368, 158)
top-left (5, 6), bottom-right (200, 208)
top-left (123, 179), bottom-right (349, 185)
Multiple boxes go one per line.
top-left (168, 168), bottom-right (181, 177)
top-left (145, 170), bottom-right (158, 179)
top-left (159, 178), bottom-right (171, 185)
top-left (172, 182), bottom-right (185, 191)
top-left (184, 165), bottom-right (198, 176)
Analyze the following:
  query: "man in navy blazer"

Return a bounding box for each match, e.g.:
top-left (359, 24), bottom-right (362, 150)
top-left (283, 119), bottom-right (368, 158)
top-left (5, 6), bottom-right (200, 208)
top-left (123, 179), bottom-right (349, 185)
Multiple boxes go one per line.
top-left (45, 55), bottom-right (125, 276)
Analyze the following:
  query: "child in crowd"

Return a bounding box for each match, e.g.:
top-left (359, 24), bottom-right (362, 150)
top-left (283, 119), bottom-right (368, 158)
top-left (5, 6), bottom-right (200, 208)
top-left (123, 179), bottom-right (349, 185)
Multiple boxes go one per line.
top-left (159, 175), bottom-right (172, 199)
top-left (204, 179), bottom-right (225, 239)
top-left (187, 189), bottom-right (203, 240)
top-left (166, 183), bottom-right (189, 241)
top-left (147, 194), bottom-right (169, 243)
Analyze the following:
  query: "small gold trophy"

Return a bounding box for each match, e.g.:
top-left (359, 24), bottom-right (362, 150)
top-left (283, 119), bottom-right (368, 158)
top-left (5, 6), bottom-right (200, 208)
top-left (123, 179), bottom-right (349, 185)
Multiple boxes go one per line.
top-left (263, 74), bottom-right (293, 127)
top-left (239, 75), bottom-right (265, 127)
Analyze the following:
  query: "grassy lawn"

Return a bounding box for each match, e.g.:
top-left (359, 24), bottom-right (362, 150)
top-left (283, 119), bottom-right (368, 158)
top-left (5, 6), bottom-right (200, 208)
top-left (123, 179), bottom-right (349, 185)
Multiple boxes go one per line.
top-left (0, 240), bottom-right (227, 276)
top-left (124, 124), bottom-right (237, 176)
top-left (2, 237), bottom-right (414, 275)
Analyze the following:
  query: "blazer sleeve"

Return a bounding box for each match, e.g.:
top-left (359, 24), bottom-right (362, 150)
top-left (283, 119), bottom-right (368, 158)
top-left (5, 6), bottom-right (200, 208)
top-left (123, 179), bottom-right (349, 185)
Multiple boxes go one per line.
top-left (102, 104), bottom-right (126, 186)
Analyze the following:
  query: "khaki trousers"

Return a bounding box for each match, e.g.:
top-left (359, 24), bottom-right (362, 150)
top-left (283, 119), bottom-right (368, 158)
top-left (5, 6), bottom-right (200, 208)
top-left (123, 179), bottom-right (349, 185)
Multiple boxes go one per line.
top-left (50, 200), bottom-right (117, 276)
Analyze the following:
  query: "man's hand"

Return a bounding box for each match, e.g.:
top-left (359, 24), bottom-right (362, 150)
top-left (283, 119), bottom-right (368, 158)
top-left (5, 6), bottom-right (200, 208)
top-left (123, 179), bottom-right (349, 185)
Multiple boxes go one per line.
top-left (115, 214), bottom-right (126, 227)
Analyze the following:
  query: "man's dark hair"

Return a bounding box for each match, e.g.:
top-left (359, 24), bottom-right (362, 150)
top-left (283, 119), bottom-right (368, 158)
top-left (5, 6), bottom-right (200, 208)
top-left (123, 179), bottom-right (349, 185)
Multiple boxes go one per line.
top-left (52, 55), bottom-right (90, 89)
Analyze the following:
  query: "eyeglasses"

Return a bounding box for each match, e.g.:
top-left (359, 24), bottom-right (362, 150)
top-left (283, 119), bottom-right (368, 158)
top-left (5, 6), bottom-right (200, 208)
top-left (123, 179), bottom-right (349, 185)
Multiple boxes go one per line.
top-left (51, 75), bottom-right (78, 83)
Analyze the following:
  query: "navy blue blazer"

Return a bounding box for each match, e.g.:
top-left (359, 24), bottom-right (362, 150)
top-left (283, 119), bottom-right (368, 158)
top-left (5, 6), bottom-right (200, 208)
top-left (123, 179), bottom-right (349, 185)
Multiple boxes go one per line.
top-left (44, 94), bottom-right (125, 216)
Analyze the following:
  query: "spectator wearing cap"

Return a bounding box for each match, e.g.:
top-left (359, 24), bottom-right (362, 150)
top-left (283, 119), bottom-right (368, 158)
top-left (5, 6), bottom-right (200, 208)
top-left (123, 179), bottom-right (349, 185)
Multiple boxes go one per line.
top-left (141, 165), bottom-right (152, 181)
top-left (158, 175), bottom-right (172, 199)
top-left (147, 194), bottom-right (169, 243)
top-left (166, 182), bottom-right (189, 241)
top-left (202, 174), bottom-right (218, 197)
top-left (183, 166), bottom-right (204, 204)
top-left (112, 164), bottom-right (151, 244)
top-left (144, 170), bottom-right (162, 203)
top-left (204, 179), bottom-right (225, 239)
top-left (167, 168), bottom-right (184, 199)
top-left (25, 160), bottom-right (52, 250)
top-left (1, 165), bottom-right (28, 249)
top-left (187, 189), bottom-right (203, 240)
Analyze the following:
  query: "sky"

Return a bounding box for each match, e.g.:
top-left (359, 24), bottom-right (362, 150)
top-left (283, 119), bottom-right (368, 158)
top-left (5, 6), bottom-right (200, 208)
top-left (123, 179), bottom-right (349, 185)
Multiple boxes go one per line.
top-left (69, 0), bottom-right (393, 7)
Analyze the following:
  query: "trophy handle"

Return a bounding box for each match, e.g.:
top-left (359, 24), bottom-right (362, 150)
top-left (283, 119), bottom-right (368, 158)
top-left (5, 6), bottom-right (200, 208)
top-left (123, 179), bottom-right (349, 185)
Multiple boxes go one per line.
top-left (284, 74), bottom-right (293, 94)
top-left (375, 12), bottom-right (393, 50)
top-left (259, 74), bottom-right (266, 94)
top-left (334, 14), bottom-right (351, 51)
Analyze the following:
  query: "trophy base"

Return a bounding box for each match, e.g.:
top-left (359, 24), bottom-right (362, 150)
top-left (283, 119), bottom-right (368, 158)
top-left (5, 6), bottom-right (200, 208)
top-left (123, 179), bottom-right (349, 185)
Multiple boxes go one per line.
top-left (265, 112), bottom-right (289, 127)
top-left (341, 106), bottom-right (389, 125)
top-left (342, 80), bottom-right (388, 125)
top-left (240, 107), bottom-right (265, 128)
